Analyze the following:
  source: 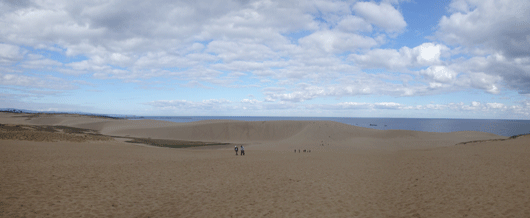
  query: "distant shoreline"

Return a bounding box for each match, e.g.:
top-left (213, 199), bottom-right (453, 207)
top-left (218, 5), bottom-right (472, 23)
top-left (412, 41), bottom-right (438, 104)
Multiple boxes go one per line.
top-left (0, 109), bottom-right (125, 120)
top-left (2, 109), bottom-right (530, 137)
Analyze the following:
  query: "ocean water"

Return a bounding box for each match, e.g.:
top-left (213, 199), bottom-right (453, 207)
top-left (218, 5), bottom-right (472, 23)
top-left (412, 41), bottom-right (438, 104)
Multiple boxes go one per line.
top-left (131, 116), bottom-right (530, 137)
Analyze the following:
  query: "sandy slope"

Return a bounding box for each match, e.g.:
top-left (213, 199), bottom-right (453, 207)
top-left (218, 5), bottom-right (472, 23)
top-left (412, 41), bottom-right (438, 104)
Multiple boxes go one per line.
top-left (1, 112), bottom-right (529, 217)
top-left (97, 119), bottom-right (503, 150)
top-left (0, 112), bottom-right (503, 150)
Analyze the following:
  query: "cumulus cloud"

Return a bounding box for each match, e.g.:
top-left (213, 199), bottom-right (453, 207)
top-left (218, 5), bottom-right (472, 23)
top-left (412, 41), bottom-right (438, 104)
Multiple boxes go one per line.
top-left (241, 99), bottom-right (260, 104)
top-left (18, 54), bottom-right (63, 69)
top-left (0, 73), bottom-right (77, 90)
top-left (374, 102), bottom-right (403, 109)
top-left (262, 76), bottom-right (450, 102)
top-left (352, 1), bottom-right (406, 32)
top-left (418, 101), bottom-right (522, 115)
top-left (420, 66), bottom-right (458, 84)
top-left (146, 99), bottom-right (231, 110)
top-left (0, 92), bottom-right (96, 112)
top-left (0, 0), bottom-right (402, 85)
top-left (0, 44), bottom-right (23, 65)
top-left (335, 102), bottom-right (372, 109)
top-left (435, 0), bottom-right (530, 94)
top-left (305, 100), bottom-right (530, 116)
top-left (350, 43), bottom-right (449, 71)
top-left (336, 15), bottom-right (372, 33)
top-left (299, 30), bottom-right (378, 53)
top-left (464, 72), bottom-right (501, 94)
top-left (2, 0), bottom-right (530, 118)
top-left (448, 55), bottom-right (523, 94)
top-left (0, 0), bottom-right (403, 82)
top-left (207, 40), bottom-right (280, 62)
top-left (438, 0), bottom-right (530, 58)
top-left (143, 98), bottom-right (530, 117)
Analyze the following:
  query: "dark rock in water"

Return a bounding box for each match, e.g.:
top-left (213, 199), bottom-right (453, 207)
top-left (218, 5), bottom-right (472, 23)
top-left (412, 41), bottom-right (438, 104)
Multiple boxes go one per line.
top-left (369, 124), bottom-right (377, 126)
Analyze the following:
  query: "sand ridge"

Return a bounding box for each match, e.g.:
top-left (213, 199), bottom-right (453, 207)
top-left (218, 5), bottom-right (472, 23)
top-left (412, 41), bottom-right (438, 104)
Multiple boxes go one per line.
top-left (1, 112), bottom-right (505, 150)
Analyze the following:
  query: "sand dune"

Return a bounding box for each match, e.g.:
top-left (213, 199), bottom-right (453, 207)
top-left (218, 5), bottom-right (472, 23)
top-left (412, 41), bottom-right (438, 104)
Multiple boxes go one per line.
top-left (0, 113), bottom-right (503, 149)
top-left (1, 112), bottom-right (529, 217)
top-left (100, 119), bottom-right (503, 152)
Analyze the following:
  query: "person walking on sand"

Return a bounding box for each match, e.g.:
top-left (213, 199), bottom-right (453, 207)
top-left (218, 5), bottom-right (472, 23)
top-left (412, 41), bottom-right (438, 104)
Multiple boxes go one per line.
top-left (234, 146), bottom-right (238, 156)
top-left (240, 145), bottom-right (245, 156)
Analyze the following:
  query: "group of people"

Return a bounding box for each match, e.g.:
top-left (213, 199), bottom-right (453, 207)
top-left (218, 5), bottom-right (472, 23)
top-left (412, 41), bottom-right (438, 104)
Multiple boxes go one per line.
top-left (234, 145), bottom-right (245, 156)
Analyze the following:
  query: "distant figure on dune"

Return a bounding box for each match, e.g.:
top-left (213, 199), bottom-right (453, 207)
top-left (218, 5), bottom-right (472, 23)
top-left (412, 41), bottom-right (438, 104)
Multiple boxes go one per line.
top-left (234, 146), bottom-right (238, 156)
top-left (240, 145), bottom-right (245, 156)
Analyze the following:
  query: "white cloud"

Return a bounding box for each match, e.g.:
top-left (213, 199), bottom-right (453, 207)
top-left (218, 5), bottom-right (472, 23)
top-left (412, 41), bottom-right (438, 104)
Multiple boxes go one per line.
top-left (435, 0), bottom-right (530, 95)
top-left (373, 102), bottom-right (403, 109)
top-left (352, 2), bottom-right (406, 33)
top-left (420, 66), bottom-right (458, 84)
top-left (207, 40), bottom-right (280, 63)
top-left (140, 97), bottom-right (530, 117)
top-left (261, 75), bottom-right (447, 102)
top-left (336, 15), bottom-right (372, 33)
top-left (18, 54), bottom-right (63, 69)
top-left (0, 44), bottom-right (23, 65)
top-left (0, 73), bottom-right (77, 90)
top-left (241, 99), bottom-right (260, 104)
top-left (147, 99), bottom-right (231, 111)
top-left (437, 0), bottom-right (530, 58)
top-left (299, 30), bottom-right (378, 53)
top-left (415, 43), bottom-right (447, 65)
top-left (336, 102), bottom-right (371, 109)
top-left (2, 0), bottom-right (387, 83)
top-left (305, 100), bottom-right (526, 115)
top-left (350, 43), bottom-right (449, 71)
top-left (486, 102), bottom-right (505, 109)
top-left (1, 0), bottom-right (529, 119)
top-left (0, 0), bottom-right (406, 86)
top-left (0, 92), bottom-right (97, 112)
top-left (467, 72), bottom-right (501, 94)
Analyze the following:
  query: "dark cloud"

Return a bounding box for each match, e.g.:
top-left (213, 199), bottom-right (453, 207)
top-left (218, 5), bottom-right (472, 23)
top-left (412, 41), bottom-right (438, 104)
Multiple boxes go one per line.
top-left (488, 61), bottom-right (530, 94)
top-left (437, 0), bottom-right (530, 95)
top-left (3, 0), bottom-right (32, 8)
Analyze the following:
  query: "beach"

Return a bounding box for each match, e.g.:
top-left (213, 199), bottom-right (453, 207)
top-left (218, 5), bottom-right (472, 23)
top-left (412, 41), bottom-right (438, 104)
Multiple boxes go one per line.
top-left (1, 112), bottom-right (529, 217)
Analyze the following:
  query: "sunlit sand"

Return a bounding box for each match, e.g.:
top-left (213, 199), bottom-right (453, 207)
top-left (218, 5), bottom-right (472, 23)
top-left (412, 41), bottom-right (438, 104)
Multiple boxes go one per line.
top-left (1, 112), bottom-right (529, 217)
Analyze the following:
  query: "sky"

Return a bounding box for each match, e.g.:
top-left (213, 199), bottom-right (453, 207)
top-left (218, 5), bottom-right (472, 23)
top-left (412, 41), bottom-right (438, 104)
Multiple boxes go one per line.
top-left (1, 0), bottom-right (530, 119)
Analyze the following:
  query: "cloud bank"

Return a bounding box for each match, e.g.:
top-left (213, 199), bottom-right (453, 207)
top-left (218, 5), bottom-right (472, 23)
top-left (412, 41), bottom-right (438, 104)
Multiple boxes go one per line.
top-left (0, 0), bottom-right (529, 118)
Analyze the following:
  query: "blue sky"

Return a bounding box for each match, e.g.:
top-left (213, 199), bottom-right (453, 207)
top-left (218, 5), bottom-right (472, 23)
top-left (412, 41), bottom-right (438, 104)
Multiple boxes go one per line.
top-left (1, 0), bottom-right (530, 119)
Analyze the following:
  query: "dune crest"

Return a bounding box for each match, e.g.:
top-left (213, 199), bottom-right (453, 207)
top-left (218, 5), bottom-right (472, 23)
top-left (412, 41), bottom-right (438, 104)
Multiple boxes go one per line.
top-left (99, 119), bottom-right (503, 150)
top-left (0, 113), bottom-right (504, 150)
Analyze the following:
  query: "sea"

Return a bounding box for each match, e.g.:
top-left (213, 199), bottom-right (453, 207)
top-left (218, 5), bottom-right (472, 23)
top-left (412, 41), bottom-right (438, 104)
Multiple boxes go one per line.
top-left (130, 116), bottom-right (530, 137)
